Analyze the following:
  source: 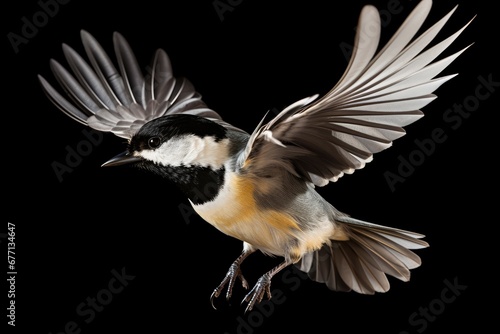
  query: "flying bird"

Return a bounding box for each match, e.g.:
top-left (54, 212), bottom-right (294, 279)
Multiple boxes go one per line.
top-left (38, 0), bottom-right (472, 312)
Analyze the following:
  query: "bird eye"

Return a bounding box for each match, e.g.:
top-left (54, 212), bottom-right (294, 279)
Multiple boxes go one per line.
top-left (148, 136), bottom-right (161, 149)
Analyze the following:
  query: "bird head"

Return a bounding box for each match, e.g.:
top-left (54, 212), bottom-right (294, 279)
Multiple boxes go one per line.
top-left (102, 114), bottom-right (229, 177)
top-left (101, 114), bottom-right (231, 203)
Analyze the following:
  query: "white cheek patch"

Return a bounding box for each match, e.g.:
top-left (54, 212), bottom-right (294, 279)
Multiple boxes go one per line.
top-left (139, 135), bottom-right (229, 168)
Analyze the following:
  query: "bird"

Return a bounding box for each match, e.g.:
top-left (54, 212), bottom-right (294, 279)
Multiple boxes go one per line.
top-left (38, 0), bottom-right (472, 312)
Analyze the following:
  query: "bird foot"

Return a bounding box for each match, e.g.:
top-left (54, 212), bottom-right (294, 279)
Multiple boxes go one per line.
top-left (242, 273), bottom-right (272, 313)
top-left (210, 262), bottom-right (249, 309)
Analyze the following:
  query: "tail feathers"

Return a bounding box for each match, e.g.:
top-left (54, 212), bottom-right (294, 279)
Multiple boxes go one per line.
top-left (296, 216), bottom-right (428, 294)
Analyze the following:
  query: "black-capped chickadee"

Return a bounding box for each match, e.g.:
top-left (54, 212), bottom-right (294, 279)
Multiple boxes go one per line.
top-left (38, 0), bottom-right (472, 312)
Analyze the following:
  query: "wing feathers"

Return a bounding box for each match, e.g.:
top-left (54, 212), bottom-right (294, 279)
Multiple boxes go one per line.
top-left (369, 5), bottom-right (457, 84)
top-left (351, 0), bottom-right (432, 90)
top-left (113, 32), bottom-right (146, 107)
top-left (49, 59), bottom-right (101, 115)
top-left (330, 0), bottom-right (432, 99)
top-left (242, 0), bottom-right (472, 185)
top-left (80, 30), bottom-right (129, 107)
top-left (331, 5), bottom-right (380, 93)
top-left (62, 43), bottom-right (116, 110)
top-left (149, 49), bottom-right (175, 103)
top-left (40, 30), bottom-right (222, 139)
top-left (360, 75), bottom-right (456, 104)
top-left (343, 94), bottom-right (436, 112)
top-left (38, 75), bottom-right (90, 125)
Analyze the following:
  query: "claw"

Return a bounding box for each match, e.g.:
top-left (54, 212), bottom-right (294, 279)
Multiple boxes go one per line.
top-left (240, 261), bottom-right (291, 313)
top-left (211, 254), bottom-right (289, 312)
top-left (210, 261), bottom-right (249, 310)
top-left (210, 272), bottom-right (231, 310)
top-left (210, 289), bottom-right (220, 310)
top-left (242, 274), bottom-right (273, 313)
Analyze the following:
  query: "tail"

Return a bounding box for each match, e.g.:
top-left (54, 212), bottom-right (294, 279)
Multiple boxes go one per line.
top-left (296, 216), bottom-right (429, 294)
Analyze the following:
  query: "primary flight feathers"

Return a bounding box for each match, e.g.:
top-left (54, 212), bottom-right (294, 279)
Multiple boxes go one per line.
top-left (38, 0), bottom-right (472, 185)
top-left (38, 31), bottom-right (221, 139)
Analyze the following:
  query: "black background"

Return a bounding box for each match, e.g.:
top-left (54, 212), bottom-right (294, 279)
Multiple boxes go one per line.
top-left (3, 0), bottom-right (498, 333)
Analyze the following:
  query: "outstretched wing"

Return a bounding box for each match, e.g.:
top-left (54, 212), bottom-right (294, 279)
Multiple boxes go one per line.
top-left (240, 0), bottom-right (473, 186)
top-left (38, 30), bottom-right (221, 139)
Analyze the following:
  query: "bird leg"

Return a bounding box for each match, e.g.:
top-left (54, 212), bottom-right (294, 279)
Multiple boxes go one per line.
top-left (210, 249), bottom-right (254, 309)
top-left (242, 260), bottom-right (291, 313)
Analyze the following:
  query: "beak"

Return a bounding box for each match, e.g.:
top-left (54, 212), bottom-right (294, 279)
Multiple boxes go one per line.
top-left (101, 151), bottom-right (142, 167)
